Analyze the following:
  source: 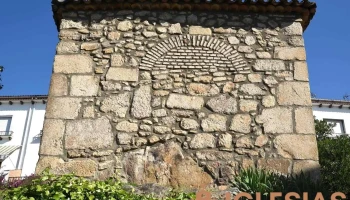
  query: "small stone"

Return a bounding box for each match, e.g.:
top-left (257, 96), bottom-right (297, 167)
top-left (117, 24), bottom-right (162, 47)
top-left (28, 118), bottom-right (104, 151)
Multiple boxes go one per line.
top-left (236, 136), bottom-right (253, 148)
top-left (60, 19), bottom-right (86, 29)
top-left (117, 133), bottom-right (132, 145)
top-left (256, 107), bottom-right (292, 134)
top-left (171, 110), bottom-right (194, 117)
top-left (239, 84), bottom-right (266, 95)
top-left (166, 94), bottom-right (204, 110)
top-left (81, 42), bottom-right (100, 51)
top-left (218, 133), bottom-right (232, 148)
top-left (189, 26), bottom-right (212, 35)
top-left (149, 136), bottom-right (160, 144)
top-left (230, 114), bottom-right (251, 133)
top-left (223, 82), bottom-right (235, 93)
top-left (245, 36), bottom-right (256, 45)
top-left (201, 114), bottom-right (227, 132)
top-left (152, 109), bottom-right (167, 117)
top-left (125, 43), bottom-right (136, 50)
top-left (168, 23), bottom-right (182, 34)
top-left (154, 126), bottom-right (171, 134)
top-left (187, 83), bottom-right (220, 96)
top-left (106, 68), bottom-right (138, 82)
top-left (294, 61), bottom-right (309, 81)
top-left (282, 22), bottom-right (303, 36)
top-left (253, 60), bottom-right (285, 71)
top-left (206, 95), bottom-right (237, 114)
top-left (57, 41), bottom-right (79, 54)
top-left (180, 119), bottom-right (199, 130)
top-left (117, 21), bottom-right (133, 31)
top-left (262, 96), bottom-right (275, 107)
top-left (190, 133), bottom-right (216, 149)
top-left (256, 52), bottom-right (272, 59)
top-left (234, 75), bottom-right (246, 82)
top-left (107, 31), bottom-right (121, 40)
top-left (142, 31), bottom-right (158, 38)
top-left (111, 54), bottom-right (125, 67)
top-left (248, 74), bottom-right (262, 83)
top-left (239, 100), bottom-right (258, 112)
top-left (238, 46), bottom-right (253, 53)
top-left (100, 81), bottom-right (122, 91)
top-left (288, 37), bottom-right (305, 47)
top-left (228, 36), bottom-right (240, 45)
top-left (263, 76), bottom-right (278, 86)
top-left (255, 135), bottom-right (268, 147)
top-left (100, 93), bottom-right (131, 118)
top-left (156, 27), bottom-right (167, 33)
top-left (116, 121), bottom-right (138, 132)
top-left (83, 106), bottom-right (95, 118)
top-left (131, 85), bottom-right (152, 119)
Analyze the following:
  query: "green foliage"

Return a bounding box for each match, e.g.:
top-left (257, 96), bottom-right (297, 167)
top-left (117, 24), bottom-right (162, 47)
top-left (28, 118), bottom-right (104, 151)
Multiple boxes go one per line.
top-left (0, 170), bottom-right (194, 200)
top-left (233, 168), bottom-right (330, 200)
top-left (318, 135), bottom-right (350, 193)
top-left (314, 118), bottom-right (335, 140)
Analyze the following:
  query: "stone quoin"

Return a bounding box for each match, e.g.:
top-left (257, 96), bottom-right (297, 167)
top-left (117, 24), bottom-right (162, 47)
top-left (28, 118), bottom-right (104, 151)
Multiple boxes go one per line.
top-left (37, 0), bottom-right (318, 189)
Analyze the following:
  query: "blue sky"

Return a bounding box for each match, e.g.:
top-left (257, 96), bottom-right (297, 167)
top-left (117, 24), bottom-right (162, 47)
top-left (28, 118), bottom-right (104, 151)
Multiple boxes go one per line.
top-left (0, 1), bottom-right (348, 100)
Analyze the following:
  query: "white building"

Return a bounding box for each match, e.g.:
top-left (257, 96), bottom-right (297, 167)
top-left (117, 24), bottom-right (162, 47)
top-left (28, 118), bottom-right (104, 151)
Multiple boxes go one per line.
top-left (0, 95), bottom-right (47, 180)
top-left (312, 99), bottom-right (350, 136)
top-left (0, 95), bottom-right (349, 180)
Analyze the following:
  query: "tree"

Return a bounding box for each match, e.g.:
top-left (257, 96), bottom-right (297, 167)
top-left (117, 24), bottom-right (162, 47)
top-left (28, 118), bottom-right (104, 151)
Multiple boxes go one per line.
top-left (314, 117), bottom-right (335, 140)
top-left (0, 66), bottom-right (3, 90)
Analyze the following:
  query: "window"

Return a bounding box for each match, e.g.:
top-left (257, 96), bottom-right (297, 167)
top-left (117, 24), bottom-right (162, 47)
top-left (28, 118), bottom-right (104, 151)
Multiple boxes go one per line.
top-left (324, 119), bottom-right (346, 135)
top-left (0, 117), bottom-right (12, 137)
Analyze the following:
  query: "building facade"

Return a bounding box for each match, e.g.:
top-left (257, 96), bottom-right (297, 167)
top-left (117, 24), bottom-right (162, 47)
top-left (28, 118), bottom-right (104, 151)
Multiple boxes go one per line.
top-left (36, 0), bottom-right (319, 188)
top-left (0, 96), bottom-right (46, 180)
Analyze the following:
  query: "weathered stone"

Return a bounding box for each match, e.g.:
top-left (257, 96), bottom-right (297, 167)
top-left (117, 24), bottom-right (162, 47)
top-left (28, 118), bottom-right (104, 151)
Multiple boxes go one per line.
top-left (100, 93), bottom-right (131, 117)
top-left (65, 117), bottom-right (113, 149)
top-left (238, 46), bottom-right (253, 53)
top-left (194, 76), bottom-right (212, 83)
top-left (53, 55), bottom-right (93, 74)
top-left (281, 22), bottom-right (303, 36)
top-left (234, 74), bottom-right (246, 82)
top-left (277, 82), bottom-right (312, 106)
top-left (206, 95), bottom-right (237, 114)
top-left (156, 27), bottom-right (167, 33)
top-left (190, 133), bottom-right (216, 149)
top-left (253, 60), bottom-right (285, 71)
top-left (100, 81), bottom-right (122, 91)
top-left (239, 84), bottom-right (266, 95)
top-left (293, 160), bottom-right (320, 179)
top-left (230, 114), bottom-right (251, 134)
top-left (152, 109), bottom-right (167, 117)
top-left (257, 159), bottom-right (292, 174)
top-left (142, 31), bottom-right (158, 38)
top-left (149, 135), bottom-right (160, 144)
top-left (201, 114), bottom-right (227, 132)
top-left (274, 47), bottom-right (306, 61)
top-left (116, 121), bottom-right (139, 133)
top-left (107, 31), bottom-right (121, 40)
top-left (81, 42), bottom-right (100, 51)
top-left (180, 118), bottom-right (199, 130)
top-left (171, 110), bottom-right (194, 117)
top-left (70, 76), bottom-right (99, 96)
top-left (288, 36), bottom-right (305, 46)
top-left (49, 74), bottom-right (68, 96)
top-left (242, 158), bottom-right (255, 169)
top-left (294, 61), bottom-right (309, 81)
top-left (117, 21), bottom-right (133, 31)
top-left (257, 107), bottom-right (292, 134)
top-left (60, 19), bottom-right (86, 29)
top-left (274, 135), bottom-right (318, 160)
top-left (213, 27), bottom-right (234, 34)
top-left (166, 94), bottom-right (204, 110)
top-left (262, 96), bottom-right (275, 107)
top-left (196, 150), bottom-right (234, 161)
top-left (36, 157), bottom-right (96, 177)
top-left (189, 26), bottom-right (212, 35)
top-left (228, 36), bottom-right (240, 45)
top-left (99, 160), bottom-right (114, 170)
top-left (154, 126), bottom-right (171, 134)
top-left (245, 36), bottom-right (256, 45)
top-left (187, 83), bottom-right (220, 96)
top-left (131, 85), bottom-right (152, 119)
top-left (57, 41), bottom-right (79, 54)
top-left (117, 133), bottom-right (132, 145)
top-left (106, 68), bottom-right (139, 82)
top-left (295, 107), bottom-right (315, 134)
top-left (235, 136), bottom-right (253, 148)
top-left (239, 100), bottom-right (258, 112)
top-left (168, 23), bottom-right (182, 34)
top-left (40, 119), bottom-right (65, 155)
top-left (83, 106), bottom-right (95, 118)
top-left (111, 54), bottom-right (125, 67)
top-left (255, 135), bottom-right (269, 147)
top-left (223, 82), bottom-right (235, 93)
top-left (248, 74), bottom-right (262, 83)
top-left (46, 97), bottom-right (81, 119)
top-left (256, 52), bottom-right (272, 59)
top-left (263, 76), bottom-right (278, 86)
top-left (218, 133), bottom-right (232, 148)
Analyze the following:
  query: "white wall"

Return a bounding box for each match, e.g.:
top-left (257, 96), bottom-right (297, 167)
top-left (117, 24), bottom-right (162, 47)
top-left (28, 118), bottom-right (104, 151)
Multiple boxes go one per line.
top-left (0, 102), bottom-right (46, 177)
top-left (312, 106), bottom-right (350, 136)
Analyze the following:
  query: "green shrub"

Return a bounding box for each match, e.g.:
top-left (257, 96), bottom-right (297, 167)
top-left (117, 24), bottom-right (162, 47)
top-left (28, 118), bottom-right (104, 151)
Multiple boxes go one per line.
top-left (314, 118), bottom-right (335, 140)
top-left (0, 170), bottom-right (194, 200)
top-left (318, 135), bottom-right (350, 193)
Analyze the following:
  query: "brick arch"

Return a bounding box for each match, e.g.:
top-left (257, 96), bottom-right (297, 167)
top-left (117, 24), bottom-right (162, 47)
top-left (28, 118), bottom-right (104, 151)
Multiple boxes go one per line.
top-left (140, 35), bottom-right (248, 72)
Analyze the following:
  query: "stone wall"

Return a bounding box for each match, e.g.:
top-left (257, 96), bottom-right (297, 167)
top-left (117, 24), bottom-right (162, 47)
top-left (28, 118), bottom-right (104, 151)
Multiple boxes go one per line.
top-left (37, 10), bottom-right (319, 189)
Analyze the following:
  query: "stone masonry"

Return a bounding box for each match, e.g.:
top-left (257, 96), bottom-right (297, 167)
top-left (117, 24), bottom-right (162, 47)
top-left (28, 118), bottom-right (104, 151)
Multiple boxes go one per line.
top-left (38, 0), bottom-right (319, 189)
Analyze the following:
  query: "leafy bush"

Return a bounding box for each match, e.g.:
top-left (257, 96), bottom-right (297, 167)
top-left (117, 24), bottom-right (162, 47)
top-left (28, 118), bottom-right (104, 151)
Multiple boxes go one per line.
top-left (318, 135), bottom-right (350, 194)
top-left (233, 168), bottom-right (330, 200)
top-left (0, 170), bottom-right (194, 200)
top-left (314, 118), bottom-right (335, 140)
